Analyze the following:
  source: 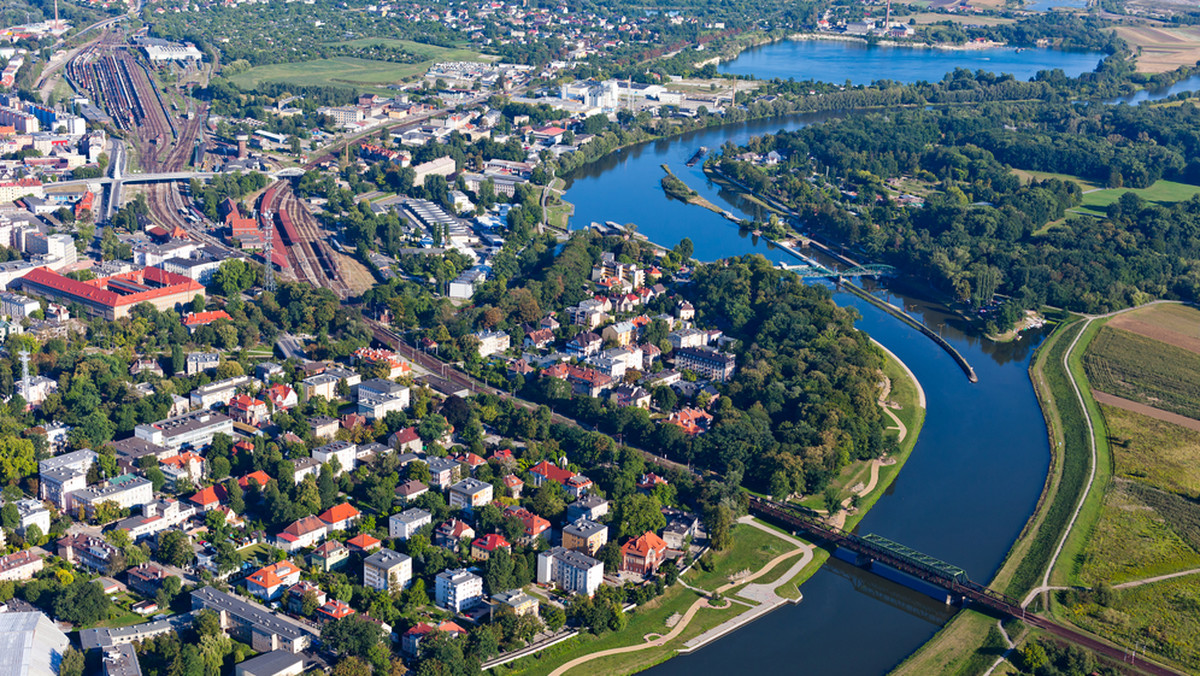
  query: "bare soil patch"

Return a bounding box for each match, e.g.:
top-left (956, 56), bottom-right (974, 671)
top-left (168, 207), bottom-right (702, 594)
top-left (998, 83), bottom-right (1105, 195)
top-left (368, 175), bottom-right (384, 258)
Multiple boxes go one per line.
top-left (1095, 391), bottom-right (1200, 433)
top-left (1108, 304), bottom-right (1200, 355)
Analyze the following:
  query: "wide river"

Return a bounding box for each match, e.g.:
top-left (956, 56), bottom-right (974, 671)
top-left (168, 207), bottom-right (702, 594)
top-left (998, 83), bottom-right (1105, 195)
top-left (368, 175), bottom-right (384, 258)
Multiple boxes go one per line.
top-left (557, 40), bottom-right (1132, 674)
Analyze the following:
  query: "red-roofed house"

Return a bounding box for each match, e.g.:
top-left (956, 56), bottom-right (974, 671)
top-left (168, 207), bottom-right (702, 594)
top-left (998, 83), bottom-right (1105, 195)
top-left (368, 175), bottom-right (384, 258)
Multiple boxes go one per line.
top-left (490, 448), bottom-right (515, 465)
top-left (470, 533), bottom-right (512, 560)
top-left (528, 461), bottom-right (592, 497)
top-left (228, 394), bottom-right (269, 425)
top-left (276, 515), bottom-right (328, 552)
top-left (637, 473), bottom-right (669, 493)
top-left (621, 532), bottom-right (669, 576)
top-left (238, 471), bottom-right (272, 491)
top-left (189, 484), bottom-right (227, 510)
top-left (504, 506), bottom-right (549, 540)
top-left (245, 560), bottom-right (302, 600)
top-left (666, 408), bottom-right (713, 436)
top-left (263, 383), bottom-right (298, 410)
top-left (353, 347), bottom-right (412, 378)
top-left (389, 427), bottom-right (421, 454)
top-left (402, 621), bottom-right (466, 656)
top-left (502, 474), bottom-right (525, 498)
top-left (159, 452), bottom-right (205, 485)
top-left (347, 533), bottom-right (381, 553)
top-left (182, 310), bottom-right (232, 332)
top-left (317, 599), bottom-right (356, 622)
top-left (318, 503), bottom-right (361, 531)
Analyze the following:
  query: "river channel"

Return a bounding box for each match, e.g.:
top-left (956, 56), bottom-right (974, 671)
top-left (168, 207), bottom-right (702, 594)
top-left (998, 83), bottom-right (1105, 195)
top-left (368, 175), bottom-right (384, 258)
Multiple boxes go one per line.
top-left (556, 41), bottom-right (1126, 674)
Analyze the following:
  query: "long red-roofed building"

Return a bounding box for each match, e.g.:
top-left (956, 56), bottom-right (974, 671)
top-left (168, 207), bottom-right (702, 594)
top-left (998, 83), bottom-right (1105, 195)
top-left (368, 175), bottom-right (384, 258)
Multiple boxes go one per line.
top-left (19, 266), bottom-right (205, 320)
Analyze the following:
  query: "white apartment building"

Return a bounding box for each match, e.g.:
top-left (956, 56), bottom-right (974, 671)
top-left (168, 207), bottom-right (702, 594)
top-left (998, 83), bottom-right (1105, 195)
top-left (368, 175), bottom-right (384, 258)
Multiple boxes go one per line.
top-left (434, 568), bottom-right (483, 612)
top-left (363, 548), bottom-right (412, 592)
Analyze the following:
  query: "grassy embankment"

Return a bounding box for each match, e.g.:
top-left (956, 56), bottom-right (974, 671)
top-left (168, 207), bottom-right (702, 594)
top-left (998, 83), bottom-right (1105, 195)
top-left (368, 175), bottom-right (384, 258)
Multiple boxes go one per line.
top-left (502, 348), bottom-right (924, 676)
top-left (229, 39), bottom-right (489, 94)
top-left (893, 315), bottom-right (1097, 676)
top-left (659, 166), bottom-right (729, 217)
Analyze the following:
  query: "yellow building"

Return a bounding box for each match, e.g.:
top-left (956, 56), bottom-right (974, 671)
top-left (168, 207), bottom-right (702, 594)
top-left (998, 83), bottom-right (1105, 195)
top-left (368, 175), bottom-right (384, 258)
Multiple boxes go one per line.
top-left (562, 519), bottom-right (607, 556)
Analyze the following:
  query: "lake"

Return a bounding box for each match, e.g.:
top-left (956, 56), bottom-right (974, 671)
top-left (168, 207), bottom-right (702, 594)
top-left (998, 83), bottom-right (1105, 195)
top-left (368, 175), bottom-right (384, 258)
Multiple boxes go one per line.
top-left (717, 38), bottom-right (1108, 84)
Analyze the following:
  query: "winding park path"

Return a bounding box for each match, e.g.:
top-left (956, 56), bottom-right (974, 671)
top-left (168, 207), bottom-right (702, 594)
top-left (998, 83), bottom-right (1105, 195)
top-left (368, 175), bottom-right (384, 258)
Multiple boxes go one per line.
top-left (548, 519), bottom-right (814, 676)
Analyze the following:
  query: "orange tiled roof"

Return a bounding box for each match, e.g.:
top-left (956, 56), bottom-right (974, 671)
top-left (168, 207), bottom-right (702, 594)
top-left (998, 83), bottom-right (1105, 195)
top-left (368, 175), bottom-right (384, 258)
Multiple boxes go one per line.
top-left (319, 503), bottom-right (361, 525)
top-left (238, 471), bottom-right (272, 490)
top-left (622, 531), bottom-right (668, 557)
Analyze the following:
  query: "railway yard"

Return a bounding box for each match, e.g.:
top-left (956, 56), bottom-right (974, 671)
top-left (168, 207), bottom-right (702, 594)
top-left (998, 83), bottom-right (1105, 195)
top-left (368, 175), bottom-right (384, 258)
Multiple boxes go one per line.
top-left (63, 26), bottom-right (351, 300)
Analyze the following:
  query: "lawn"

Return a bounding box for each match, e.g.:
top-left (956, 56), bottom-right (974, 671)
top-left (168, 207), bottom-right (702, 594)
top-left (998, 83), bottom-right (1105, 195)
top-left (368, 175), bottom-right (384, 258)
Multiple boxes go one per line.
top-left (681, 523), bottom-right (794, 591)
top-left (1065, 575), bottom-right (1200, 672)
top-left (1083, 325), bottom-right (1200, 421)
top-left (1104, 404), bottom-right (1200, 498)
top-left (1076, 180), bottom-right (1200, 215)
top-left (500, 586), bottom-right (704, 676)
top-left (891, 609), bottom-right (1008, 676)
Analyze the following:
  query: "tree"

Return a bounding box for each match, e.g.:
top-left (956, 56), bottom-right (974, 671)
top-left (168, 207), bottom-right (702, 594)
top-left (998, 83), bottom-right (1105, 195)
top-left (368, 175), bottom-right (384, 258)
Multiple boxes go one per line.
top-left (823, 485), bottom-right (842, 515)
top-left (541, 604), bottom-right (566, 632)
top-left (301, 589), bottom-right (320, 616)
top-left (60, 648), bottom-right (84, 676)
top-left (331, 656), bottom-right (372, 676)
top-left (706, 504), bottom-right (733, 551)
top-left (53, 580), bottom-right (111, 625)
top-left (615, 493), bottom-right (666, 539)
top-left (321, 615), bottom-right (385, 658)
top-left (530, 482), bottom-right (566, 522)
top-left (194, 609), bottom-right (222, 637)
top-left (0, 502), bottom-right (17, 529)
top-left (158, 530), bottom-right (192, 568)
top-left (0, 436), bottom-right (36, 484)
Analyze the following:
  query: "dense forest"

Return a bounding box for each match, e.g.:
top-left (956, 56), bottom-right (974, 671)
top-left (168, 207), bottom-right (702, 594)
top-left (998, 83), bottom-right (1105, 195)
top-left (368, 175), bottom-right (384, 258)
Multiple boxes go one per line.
top-left (717, 100), bottom-right (1200, 328)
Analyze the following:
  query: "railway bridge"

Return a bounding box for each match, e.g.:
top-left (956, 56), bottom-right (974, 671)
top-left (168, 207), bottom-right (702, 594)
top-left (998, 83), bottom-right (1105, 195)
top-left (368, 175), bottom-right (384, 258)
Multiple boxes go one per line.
top-left (747, 496), bottom-right (1183, 675)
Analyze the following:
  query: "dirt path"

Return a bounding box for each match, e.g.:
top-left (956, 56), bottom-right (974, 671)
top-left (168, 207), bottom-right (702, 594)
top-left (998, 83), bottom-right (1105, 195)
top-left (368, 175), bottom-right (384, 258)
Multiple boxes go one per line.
top-left (547, 595), bottom-right (715, 676)
top-left (1113, 567), bottom-right (1200, 590)
top-left (1092, 391), bottom-right (1200, 433)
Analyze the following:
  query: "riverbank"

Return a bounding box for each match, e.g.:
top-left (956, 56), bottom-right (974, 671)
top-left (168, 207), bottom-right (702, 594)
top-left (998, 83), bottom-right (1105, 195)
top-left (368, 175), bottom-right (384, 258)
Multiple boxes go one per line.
top-left (658, 165), bottom-right (733, 218)
top-left (502, 346), bottom-right (926, 676)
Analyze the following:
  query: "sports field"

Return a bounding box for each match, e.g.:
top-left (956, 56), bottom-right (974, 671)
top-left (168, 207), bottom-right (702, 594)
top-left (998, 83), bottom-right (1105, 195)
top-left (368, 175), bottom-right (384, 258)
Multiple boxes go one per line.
top-left (228, 40), bottom-right (490, 92)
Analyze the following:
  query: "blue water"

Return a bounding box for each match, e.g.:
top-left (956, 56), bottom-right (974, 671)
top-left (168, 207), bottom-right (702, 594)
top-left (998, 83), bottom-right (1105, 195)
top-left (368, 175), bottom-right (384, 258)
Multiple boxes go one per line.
top-left (1023, 0), bottom-right (1087, 11)
top-left (1108, 73), bottom-right (1200, 105)
top-left (717, 39), bottom-right (1107, 84)
top-left (564, 109), bottom-right (1051, 674)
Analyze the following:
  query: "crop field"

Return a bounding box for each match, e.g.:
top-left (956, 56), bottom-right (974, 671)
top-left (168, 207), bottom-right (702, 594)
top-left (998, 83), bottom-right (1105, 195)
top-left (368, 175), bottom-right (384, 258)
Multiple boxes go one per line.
top-left (1082, 325), bottom-right (1200, 421)
top-left (1075, 180), bottom-right (1200, 216)
top-left (1103, 403), bottom-right (1200, 497)
top-left (1107, 303), bottom-right (1200, 355)
top-left (1115, 25), bottom-right (1200, 73)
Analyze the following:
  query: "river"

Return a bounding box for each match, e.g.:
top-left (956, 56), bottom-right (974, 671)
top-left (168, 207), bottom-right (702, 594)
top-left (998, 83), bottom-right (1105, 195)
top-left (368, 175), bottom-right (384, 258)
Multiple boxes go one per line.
top-left (716, 38), bottom-right (1107, 84)
top-left (557, 39), bottom-right (1108, 675)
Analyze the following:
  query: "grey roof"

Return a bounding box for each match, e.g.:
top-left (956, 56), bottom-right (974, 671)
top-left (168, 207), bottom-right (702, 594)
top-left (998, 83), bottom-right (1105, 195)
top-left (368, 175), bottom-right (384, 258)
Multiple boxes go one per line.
top-left (364, 548), bottom-right (410, 570)
top-left (426, 457), bottom-right (459, 474)
top-left (357, 378), bottom-right (408, 396)
top-left (392, 508), bottom-right (431, 525)
top-left (38, 448), bottom-right (96, 473)
top-left (233, 650), bottom-right (304, 676)
top-left (449, 478), bottom-right (492, 495)
top-left (79, 616), bottom-right (182, 650)
top-left (0, 611), bottom-right (69, 676)
top-left (191, 587), bottom-right (314, 642)
top-left (564, 518), bottom-right (607, 539)
top-left (102, 643), bottom-right (142, 676)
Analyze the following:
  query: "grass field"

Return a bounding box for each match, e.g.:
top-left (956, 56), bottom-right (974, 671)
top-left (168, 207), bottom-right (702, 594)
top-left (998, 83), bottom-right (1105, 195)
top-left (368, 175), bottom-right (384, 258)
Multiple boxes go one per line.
top-left (1077, 478), bottom-right (1200, 585)
top-left (228, 40), bottom-right (487, 92)
top-left (682, 523), bottom-right (794, 591)
top-left (891, 609), bottom-right (1009, 676)
top-left (1107, 303), bottom-right (1200, 355)
top-left (1104, 404), bottom-right (1200, 497)
top-left (1076, 180), bottom-right (1200, 216)
top-left (1083, 325), bottom-right (1200, 421)
top-left (1066, 575), bottom-right (1200, 670)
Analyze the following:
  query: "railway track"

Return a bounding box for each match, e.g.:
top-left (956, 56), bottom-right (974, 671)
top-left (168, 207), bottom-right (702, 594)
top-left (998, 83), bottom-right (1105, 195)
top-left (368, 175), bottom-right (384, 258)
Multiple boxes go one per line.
top-left (259, 182), bottom-right (349, 298)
